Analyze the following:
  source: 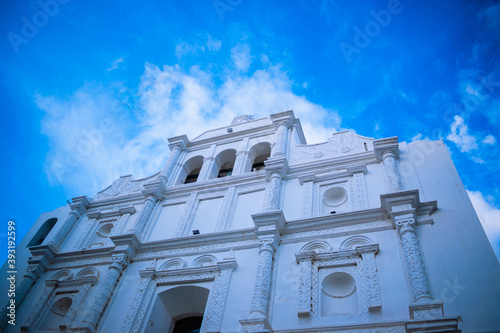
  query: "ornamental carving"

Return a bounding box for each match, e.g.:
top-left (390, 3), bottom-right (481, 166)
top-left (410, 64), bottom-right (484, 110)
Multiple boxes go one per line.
top-left (289, 131), bottom-right (370, 165)
top-left (396, 218), bottom-right (433, 302)
top-left (94, 175), bottom-right (143, 200)
top-left (121, 260), bottom-right (237, 333)
top-left (296, 246), bottom-right (382, 318)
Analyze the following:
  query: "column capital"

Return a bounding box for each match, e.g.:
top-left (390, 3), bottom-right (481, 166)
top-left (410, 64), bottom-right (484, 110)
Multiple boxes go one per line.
top-left (167, 135), bottom-right (189, 151)
top-left (295, 251), bottom-right (316, 263)
top-left (217, 257), bottom-right (238, 271)
top-left (395, 215), bottom-right (416, 235)
top-left (257, 236), bottom-right (279, 253)
top-left (70, 195), bottom-right (92, 215)
top-left (373, 136), bottom-right (400, 161)
top-left (252, 210), bottom-right (286, 236)
top-left (270, 110), bottom-right (297, 129)
top-left (142, 178), bottom-right (167, 200)
top-left (380, 189), bottom-right (437, 225)
top-left (110, 231), bottom-right (141, 255)
top-left (264, 157), bottom-right (288, 180)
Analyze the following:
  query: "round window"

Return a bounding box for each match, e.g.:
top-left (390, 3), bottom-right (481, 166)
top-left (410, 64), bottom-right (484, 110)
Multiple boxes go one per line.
top-left (323, 187), bottom-right (348, 207)
top-left (322, 272), bottom-right (356, 298)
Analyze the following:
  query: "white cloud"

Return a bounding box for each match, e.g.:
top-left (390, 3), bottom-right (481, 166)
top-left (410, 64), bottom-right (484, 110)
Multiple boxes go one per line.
top-left (107, 57), bottom-right (124, 71)
top-left (37, 58), bottom-right (341, 198)
top-left (175, 35), bottom-right (222, 60)
top-left (206, 35), bottom-right (222, 52)
top-left (467, 190), bottom-right (500, 260)
top-left (483, 134), bottom-right (496, 145)
top-left (231, 44), bottom-right (252, 72)
top-left (446, 115), bottom-right (478, 152)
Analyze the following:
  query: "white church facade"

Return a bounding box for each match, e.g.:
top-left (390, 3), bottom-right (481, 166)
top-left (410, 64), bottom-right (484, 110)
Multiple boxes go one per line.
top-left (2, 110), bottom-right (500, 332)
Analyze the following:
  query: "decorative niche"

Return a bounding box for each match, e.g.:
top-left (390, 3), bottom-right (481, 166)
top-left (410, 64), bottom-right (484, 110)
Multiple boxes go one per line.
top-left (295, 238), bottom-right (381, 319)
top-left (299, 165), bottom-right (368, 218)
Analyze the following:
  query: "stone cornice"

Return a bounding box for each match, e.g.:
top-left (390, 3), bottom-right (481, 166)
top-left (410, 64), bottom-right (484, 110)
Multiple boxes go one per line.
top-left (284, 208), bottom-right (388, 235)
top-left (297, 165), bottom-right (367, 184)
top-left (380, 189), bottom-right (437, 218)
top-left (287, 152), bottom-right (378, 177)
top-left (86, 205), bottom-right (136, 220)
top-left (139, 228), bottom-right (258, 254)
top-left (167, 135), bottom-right (189, 151)
top-left (163, 172), bottom-right (267, 197)
top-left (190, 125), bottom-right (276, 148)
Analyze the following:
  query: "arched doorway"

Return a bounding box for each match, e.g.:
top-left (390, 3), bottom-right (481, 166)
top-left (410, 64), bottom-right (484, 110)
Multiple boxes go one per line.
top-left (145, 285), bottom-right (209, 333)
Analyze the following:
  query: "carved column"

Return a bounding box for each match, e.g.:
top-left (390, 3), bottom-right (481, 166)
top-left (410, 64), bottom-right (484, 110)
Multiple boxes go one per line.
top-left (49, 196), bottom-right (91, 251)
top-left (129, 181), bottom-right (165, 238)
top-left (395, 215), bottom-right (433, 302)
top-left (250, 237), bottom-right (277, 318)
top-left (262, 157), bottom-right (288, 212)
top-left (373, 137), bottom-right (403, 193)
top-left (382, 150), bottom-right (403, 192)
top-left (270, 111), bottom-right (296, 158)
top-left (295, 252), bottom-right (316, 317)
top-left (83, 256), bottom-right (129, 330)
top-left (271, 121), bottom-right (290, 157)
top-left (131, 194), bottom-right (157, 234)
top-left (241, 211), bottom-right (285, 332)
top-left (160, 135), bottom-right (188, 182)
top-left (263, 171), bottom-right (282, 212)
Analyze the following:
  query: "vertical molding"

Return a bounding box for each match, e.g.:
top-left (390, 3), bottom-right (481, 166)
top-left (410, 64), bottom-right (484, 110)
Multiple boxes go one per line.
top-left (121, 271), bottom-right (156, 333)
top-left (358, 245), bottom-right (382, 310)
top-left (63, 282), bottom-right (92, 325)
top-left (215, 187), bottom-right (236, 232)
top-left (353, 172), bottom-right (368, 210)
top-left (301, 180), bottom-right (314, 218)
top-left (75, 218), bottom-right (98, 250)
top-left (175, 192), bottom-right (198, 237)
top-left (295, 252), bottom-right (315, 317)
top-left (202, 260), bottom-right (238, 333)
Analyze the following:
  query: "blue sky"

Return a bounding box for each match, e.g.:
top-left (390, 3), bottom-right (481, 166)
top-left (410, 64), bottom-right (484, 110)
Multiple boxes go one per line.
top-left (1, 0), bottom-right (499, 261)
